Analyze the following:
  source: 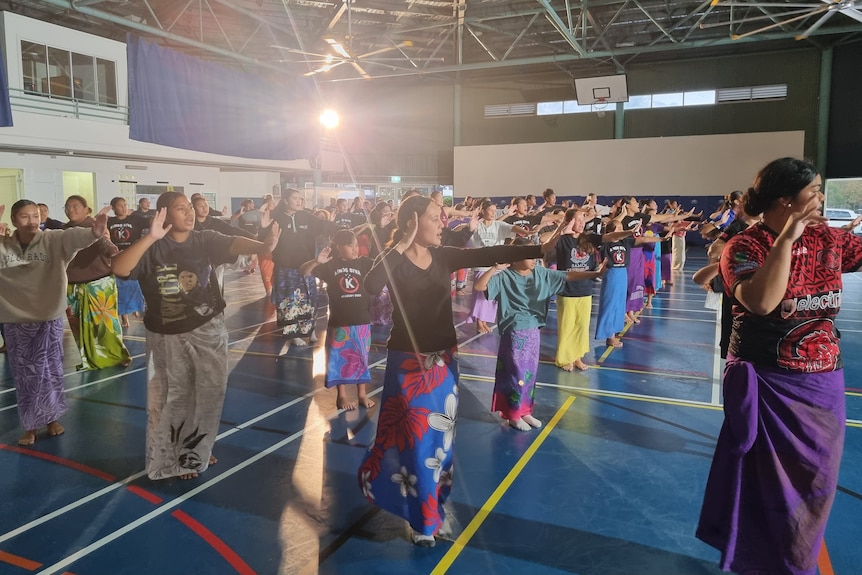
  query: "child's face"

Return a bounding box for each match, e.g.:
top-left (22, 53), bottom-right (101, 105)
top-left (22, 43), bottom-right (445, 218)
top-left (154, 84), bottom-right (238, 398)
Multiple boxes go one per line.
top-left (179, 270), bottom-right (198, 292)
top-left (167, 198), bottom-right (195, 232)
top-left (336, 239), bottom-right (359, 260)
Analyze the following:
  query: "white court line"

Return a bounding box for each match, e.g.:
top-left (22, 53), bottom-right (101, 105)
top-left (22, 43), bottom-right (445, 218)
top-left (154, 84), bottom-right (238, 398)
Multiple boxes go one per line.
top-left (3, 319), bottom-right (474, 549)
top-left (0, 368), bottom-right (147, 412)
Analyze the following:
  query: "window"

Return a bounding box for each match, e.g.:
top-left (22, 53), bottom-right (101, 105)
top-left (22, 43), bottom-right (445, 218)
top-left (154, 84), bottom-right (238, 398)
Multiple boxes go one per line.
top-left (20, 40), bottom-right (117, 106)
top-left (563, 100), bottom-right (592, 114)
top-left (96, 58), bottom-right (117, 106)
top-left (624, 95), bottom-right (651, 110)
top-left (71, 52), bottom-right (96, 102)
top-left (684, 90), bottom-right (716, 106)
top-left (537, 101), bottom-right (563, 116)
top-left (651, 92), bottom-right (684, 108)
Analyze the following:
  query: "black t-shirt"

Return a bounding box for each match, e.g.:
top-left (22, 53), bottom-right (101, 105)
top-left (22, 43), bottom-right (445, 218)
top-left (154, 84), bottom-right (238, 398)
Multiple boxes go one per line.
top-left (313, 256), bottom-right (373, 327)
top-left (107, 215), bottom-right (148, 251)
top-left (504, 213), bottom-right (543, 229)
top-left (622, 214), bottom-right (651, 238)
top-left (583, 217), bottom-right (602, 235)
top-left (333, 212), bottom-right (365, 229)
top-left (267, 209), bottom-right (340, 269)
top-left (555, 234), bottom-right (600, 297)
top-left (128, 230), bottom-right (237, 334)
top-left (602, 236), bottom-right (636, 268)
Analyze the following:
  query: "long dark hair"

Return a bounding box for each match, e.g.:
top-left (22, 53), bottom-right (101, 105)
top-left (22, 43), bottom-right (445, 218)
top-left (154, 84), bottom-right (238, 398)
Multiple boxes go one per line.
top-left (743, 157), bottom-right (818, 216)
top-left (157, 191), bottom-right (186, 212)
top-left (389, 196), bottom-right (432, 246)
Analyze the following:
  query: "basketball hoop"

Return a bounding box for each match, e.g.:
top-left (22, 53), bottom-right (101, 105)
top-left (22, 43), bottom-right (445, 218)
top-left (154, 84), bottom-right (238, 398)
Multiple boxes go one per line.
top-left (594, 97), bottom-right (609, 118)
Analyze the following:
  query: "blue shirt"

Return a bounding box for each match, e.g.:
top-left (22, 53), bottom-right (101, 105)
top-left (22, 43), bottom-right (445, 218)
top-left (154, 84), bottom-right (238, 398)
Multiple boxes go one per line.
top-left (485, 265), bottom-right (567, 334)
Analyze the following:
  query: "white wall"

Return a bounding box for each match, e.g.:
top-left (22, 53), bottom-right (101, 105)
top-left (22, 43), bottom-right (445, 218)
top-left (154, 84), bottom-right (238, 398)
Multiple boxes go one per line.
top-left (454, 131), bottom-right (806, 199)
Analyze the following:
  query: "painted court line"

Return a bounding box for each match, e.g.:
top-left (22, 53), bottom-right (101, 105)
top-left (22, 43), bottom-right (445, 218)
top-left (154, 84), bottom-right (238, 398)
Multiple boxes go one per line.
top-left (430, 396), bottom-right (576, 575)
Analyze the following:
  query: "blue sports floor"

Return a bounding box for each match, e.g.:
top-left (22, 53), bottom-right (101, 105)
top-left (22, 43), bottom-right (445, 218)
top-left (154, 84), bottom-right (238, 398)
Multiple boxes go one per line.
top-left (1, 253), bottom-right (861, 575)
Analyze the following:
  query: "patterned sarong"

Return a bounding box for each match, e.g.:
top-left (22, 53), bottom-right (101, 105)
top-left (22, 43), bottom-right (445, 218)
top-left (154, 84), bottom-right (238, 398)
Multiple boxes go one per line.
top-left (116, 276), bottom-right (145, 315)
top-left (358, 347), bottom-right (458, 536)
top-left (595, 267), bottom-right (627, 340)
top-left (145, 314), bottom-right (228, 480)
top-left (6, 318), bottom-right (67, 431)
top-left (66, 275), bottom-right (131, 370)
top-left (272, 267), bottom-right (318, 336)
top-left (697, 356), bottom-right (845, 575)
top-left (492, 328), bottom-right (540, 420)
top-left (325, 324), bottom-right (372, 388)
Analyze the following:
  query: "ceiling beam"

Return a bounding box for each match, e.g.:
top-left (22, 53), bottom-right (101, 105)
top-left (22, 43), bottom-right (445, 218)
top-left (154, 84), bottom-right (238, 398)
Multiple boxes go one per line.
top-left (327, 23), bottom-right (862, 81)
top-left (537, 0), bottom-right (586, 55)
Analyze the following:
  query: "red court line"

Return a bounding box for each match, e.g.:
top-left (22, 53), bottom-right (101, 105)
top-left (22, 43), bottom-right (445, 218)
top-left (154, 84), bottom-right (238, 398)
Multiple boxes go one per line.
top-left (0, 444), bottom-right (258, 575)
top-left (0, 548), bottom-right (41, 570)
top-left (818, 541), bottom-right (835, 575)
top-left (0, 444), bottom-right (116, 482)
top-left (171, 510), bottom-right (257, 575)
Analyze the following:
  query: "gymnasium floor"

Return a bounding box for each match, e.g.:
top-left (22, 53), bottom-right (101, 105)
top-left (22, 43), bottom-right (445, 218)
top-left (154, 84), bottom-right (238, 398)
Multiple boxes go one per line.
top-left (1, 253), bottom-right (861, 575)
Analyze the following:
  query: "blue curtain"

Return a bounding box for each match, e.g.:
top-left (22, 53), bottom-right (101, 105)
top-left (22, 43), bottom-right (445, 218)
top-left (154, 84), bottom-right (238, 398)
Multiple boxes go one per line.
top-left (128, 35), bottom-right (314, 161)
top-left (0, 53), bottom-right (13, 127)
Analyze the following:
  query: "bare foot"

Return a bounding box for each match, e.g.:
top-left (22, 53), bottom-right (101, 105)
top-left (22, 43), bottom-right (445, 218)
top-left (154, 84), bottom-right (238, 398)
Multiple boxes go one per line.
top-left (209, 455), bottom-right (218, 466)
top-left (559, 362), bottom-right (574, 372)
top-left (47, 421), bottom-right (64, 437)
top-left (522, 414), bottom-right (543, 428)
top-left (337, 397), bottom-right (358, 411)
top-left (477, 320), bottom-right (491, 334)
top-left (179, 472), bottom-right (199, 480)
top-left (358, 397), bottom-right (376, 409)
top-left (606, 337), bottom-right (623, 348)
top-left (18, 431), bottom-right (36, 446)
top-left (121, 315), bottom-right (130, 328)
top-left (509, 418), bottom-right (531, 431)
top-left (573, 359), bottom-right (589, 371)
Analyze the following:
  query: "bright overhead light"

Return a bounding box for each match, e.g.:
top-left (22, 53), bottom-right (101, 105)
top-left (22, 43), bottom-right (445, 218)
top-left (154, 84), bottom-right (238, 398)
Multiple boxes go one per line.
top-left (320, 109), bottom-right (339, 129)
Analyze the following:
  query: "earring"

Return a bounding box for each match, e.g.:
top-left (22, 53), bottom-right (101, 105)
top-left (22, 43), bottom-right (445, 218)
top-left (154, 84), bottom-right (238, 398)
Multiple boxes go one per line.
top-left (787, 203), bottom-right (792, 207)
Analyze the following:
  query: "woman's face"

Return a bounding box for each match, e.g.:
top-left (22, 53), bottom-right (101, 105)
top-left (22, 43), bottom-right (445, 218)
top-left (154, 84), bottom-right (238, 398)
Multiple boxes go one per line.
top-left (285, 192), bottom-right (303, 213)
top-left (167, 197), bottom-right (195, 232)
top-left (64, 199), bottom-right (89, 223)
top-left (193, 200), bottom-right (209, 219)
top-left (336, 238), bottom-right (359, 260)
top-left (789, 175), bottom-right (823, 212)
top-left (415, 201), bottom-right (443, 247)
top-left (481, 204), bottom-right (496, 220)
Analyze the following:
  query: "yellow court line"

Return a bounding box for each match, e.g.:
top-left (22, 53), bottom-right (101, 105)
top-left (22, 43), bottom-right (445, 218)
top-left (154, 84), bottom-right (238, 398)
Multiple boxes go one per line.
top-left (598, 310), bottom-right (641, 364)
top-left (847, 391), bottom-right (862, 398)
top-left (430, 395), bottom-right (576, 575)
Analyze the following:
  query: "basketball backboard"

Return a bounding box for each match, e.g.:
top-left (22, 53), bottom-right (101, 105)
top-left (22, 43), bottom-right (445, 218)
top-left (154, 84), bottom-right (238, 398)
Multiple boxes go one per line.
top-left (574, 74), bottom-right (629, 105)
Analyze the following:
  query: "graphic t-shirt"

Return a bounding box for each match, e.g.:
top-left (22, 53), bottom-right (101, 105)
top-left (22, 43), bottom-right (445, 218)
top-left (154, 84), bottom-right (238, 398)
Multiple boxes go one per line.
top-left (583, 217), bottom-right (602, 235)
top-left (622, 214), bottom-right (651, 238)
top-left (555, 233), bottom-right (600, 297)
top-left (602, 236), bottom-right (636, 269)
top-left (313, 256), bottom-right (373, 327)
top-left (128, 230), bottom-right (237, 334)
top-left (504, 213), bottom-right (543, 229)
top-left (720, 223), bottom-right (862, 372)
top-left (107, 215), bottom-right (148, 251)
top-left (333, 212), bottom-right (365, 229)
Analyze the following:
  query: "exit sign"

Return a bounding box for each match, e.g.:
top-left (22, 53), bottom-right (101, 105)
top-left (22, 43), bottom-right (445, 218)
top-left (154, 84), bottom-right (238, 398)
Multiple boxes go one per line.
top-left (390, 176), bottom-right (401, 183)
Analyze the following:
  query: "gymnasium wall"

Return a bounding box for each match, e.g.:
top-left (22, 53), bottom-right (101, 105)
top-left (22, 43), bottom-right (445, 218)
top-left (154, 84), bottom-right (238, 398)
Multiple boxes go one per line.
top-left (454, 131), bottom-right (804, 200)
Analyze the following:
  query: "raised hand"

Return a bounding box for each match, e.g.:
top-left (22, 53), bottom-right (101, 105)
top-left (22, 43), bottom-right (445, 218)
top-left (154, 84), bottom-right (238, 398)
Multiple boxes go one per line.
top-left (0, 204), bottom-right (5, 221)
top-left (468, 210), bottom-right (480, 232)
top-left (316, 245), bottom-right (333, 264)
top-left (779, 195), bottom-right (827, 243)
top-left (147, 207), bottom-right (172, 240)
top-left (221, 205), bottom-right (228, 216)
top-left (262, 222), bottom-right (281, 252)
top-left (260, 203), bottom-right (273, 229)
top-left (91, 206), bottom-right (111, 238)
